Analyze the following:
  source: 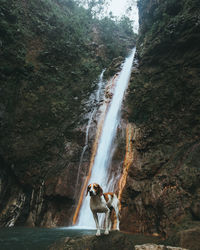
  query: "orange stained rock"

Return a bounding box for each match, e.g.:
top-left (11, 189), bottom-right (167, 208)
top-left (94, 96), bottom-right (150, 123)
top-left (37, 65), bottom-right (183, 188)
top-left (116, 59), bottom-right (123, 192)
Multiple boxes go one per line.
top-left (111, 74), bottom-right (119, 90)
top-left (118, 123), bottom-right (137, 211)
top-left (113, 124), bottom-right (137, 229)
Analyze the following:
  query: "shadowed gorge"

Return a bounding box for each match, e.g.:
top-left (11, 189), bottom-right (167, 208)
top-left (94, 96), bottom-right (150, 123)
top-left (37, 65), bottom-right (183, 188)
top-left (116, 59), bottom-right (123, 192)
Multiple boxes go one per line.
top-left (0, 0), bottom-right (200, 249)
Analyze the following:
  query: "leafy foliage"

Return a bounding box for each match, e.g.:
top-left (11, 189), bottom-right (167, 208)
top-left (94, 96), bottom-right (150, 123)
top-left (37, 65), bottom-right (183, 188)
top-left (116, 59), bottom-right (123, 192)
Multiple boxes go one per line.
top-left (75, 0), bottom-right (110, 18)
top-left (98, 15), bottom-right (137, 60)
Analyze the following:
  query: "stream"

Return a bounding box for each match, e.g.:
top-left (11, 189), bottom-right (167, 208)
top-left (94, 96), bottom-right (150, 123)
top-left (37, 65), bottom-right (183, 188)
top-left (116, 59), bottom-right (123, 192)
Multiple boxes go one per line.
top-left (0, 227), bottom-right (96, 250)
top-left (0, 227), bottom-right (166, 250)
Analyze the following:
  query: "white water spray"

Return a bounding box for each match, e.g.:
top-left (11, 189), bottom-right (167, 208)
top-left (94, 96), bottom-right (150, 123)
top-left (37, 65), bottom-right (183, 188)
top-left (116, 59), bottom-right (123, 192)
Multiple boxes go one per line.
top-left (77, 48), bottom-right (136, 228)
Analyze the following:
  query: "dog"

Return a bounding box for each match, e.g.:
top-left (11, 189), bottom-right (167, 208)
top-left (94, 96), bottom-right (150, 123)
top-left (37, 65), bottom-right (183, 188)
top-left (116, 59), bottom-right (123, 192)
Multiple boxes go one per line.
top-left (86, 183), bottom-right (120, 236)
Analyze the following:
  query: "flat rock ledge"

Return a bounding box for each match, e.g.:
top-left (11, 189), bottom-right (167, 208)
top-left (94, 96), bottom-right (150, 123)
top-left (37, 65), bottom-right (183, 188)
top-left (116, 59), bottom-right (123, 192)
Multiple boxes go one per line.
top-left (50, 231), bottom-right (188, 250)
top-left (135, 244), bottom-right (187, 250)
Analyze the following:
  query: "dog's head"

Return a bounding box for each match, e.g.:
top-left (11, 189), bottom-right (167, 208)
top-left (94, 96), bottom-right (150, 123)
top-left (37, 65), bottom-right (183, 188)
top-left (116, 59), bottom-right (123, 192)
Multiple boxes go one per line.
top-left (86, 183), bottom-right (103, 197)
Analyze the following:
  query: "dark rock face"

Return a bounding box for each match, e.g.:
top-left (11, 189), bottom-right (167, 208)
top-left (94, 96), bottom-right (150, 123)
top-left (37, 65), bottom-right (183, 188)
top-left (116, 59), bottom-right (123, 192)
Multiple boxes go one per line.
top-left (0, 157), bottom-right (27, 227)
top-left (178, 227), bottom-right (200, 250)
top-left (120, 0), bottom-right (200, 247)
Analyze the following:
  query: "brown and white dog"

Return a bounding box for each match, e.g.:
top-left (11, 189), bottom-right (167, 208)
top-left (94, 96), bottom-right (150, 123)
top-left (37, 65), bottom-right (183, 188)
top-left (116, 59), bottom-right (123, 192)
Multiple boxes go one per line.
top-left (86, 183), bottom-right (120, 236)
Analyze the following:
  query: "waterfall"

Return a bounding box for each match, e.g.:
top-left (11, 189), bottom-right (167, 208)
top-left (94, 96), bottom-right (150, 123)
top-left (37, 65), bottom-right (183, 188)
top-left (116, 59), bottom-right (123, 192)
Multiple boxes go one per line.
top-left (76, 48), bottom-right (136, 228)
top-left (75, 70), bottom-right (105, 197)
top-left (96, 69), bottom-right (105, 103)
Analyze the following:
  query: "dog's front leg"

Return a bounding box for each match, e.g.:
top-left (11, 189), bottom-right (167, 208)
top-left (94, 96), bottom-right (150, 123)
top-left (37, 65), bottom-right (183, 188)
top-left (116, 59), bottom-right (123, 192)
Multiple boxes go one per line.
top-left (92, 212), bottom-right (100, 236)
top-left (104, 208), bottom-right (110, 235)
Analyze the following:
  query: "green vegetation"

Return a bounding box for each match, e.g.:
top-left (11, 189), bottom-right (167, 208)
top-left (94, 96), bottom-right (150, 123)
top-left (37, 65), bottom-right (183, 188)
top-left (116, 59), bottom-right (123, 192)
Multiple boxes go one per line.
top-left (98, 15), bottom-right (137, 60)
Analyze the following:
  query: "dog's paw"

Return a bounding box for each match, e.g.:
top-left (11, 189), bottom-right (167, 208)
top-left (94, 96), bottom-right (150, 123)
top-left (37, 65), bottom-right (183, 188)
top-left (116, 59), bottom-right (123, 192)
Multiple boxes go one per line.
top-left (104, 229), bottom-right (109, 235)
top-left (96, 230), bottom-right (101, 236)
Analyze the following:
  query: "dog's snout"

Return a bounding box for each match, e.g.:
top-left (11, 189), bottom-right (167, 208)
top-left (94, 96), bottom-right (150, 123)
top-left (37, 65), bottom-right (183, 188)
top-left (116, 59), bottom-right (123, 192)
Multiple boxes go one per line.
top-left (89, 190), bottom-right (94, 196)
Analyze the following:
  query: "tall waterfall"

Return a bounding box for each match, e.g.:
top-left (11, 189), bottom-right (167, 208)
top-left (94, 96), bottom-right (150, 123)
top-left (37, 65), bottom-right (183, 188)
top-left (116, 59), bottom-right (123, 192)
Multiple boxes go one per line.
top-left (76, 48), bottom-right (136, 228)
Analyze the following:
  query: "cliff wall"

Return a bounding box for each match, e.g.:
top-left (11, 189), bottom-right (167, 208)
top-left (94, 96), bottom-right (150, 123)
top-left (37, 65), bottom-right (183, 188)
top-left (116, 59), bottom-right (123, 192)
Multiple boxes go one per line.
top-left (120, 0), bottom-right (200, 246)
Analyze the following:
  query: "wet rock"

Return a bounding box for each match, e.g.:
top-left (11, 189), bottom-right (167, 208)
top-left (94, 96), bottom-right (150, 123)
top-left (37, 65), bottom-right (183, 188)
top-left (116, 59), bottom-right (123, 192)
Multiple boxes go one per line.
top-left (50, 231), bottom-right (186, 250)
top-left (45, 166), bottom-right (78, 199)
top-left (0, 192), bottom-right (26, 227)
top-left (135, 244), bottom-right (188, 250)
top-left (191, 202), bottom-right (200, 220)
top-left (178, 227), bottom-right (200, 250)
top-left (51, 232), bottom-right (160, 250)
top-left (104, 56), bottom-right (124, 79)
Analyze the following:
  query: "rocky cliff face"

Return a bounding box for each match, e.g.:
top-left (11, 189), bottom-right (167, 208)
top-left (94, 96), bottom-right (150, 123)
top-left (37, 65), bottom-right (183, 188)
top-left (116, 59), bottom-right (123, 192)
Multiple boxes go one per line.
top-left (0, 0), bottom-right (135, 227)
top-left (120, 0), bottom-right (200, 246)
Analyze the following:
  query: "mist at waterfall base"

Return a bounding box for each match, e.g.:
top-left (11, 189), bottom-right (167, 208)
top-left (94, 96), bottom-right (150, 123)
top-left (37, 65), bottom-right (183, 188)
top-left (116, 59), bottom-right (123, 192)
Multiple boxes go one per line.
top-left (76, 48), bottom-right (136, 229)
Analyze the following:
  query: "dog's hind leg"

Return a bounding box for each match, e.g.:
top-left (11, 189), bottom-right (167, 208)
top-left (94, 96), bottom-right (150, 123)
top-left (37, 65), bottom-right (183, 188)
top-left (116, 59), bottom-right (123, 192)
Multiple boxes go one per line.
top-left (108, 207), bottom-right (113, 231)
top-left (104, 208), bottom-right (110, 235)
top-left (112, 195), bottom-right (120, 231)
top-left (108, 215), bottom-right (112, 231)
top-left (115, 206), bottom-right (120, 231)
top-left (92, 212), bottom-right (101, 236)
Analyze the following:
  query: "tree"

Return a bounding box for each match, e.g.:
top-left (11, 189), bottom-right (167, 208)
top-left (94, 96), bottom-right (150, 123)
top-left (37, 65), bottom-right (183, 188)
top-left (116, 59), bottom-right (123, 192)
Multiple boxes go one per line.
top-left (75, 0), bottom-right (111, 18)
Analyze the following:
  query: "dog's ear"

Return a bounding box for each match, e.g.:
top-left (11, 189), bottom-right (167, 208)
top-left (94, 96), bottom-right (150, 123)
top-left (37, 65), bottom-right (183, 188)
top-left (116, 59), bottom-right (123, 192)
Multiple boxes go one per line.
top-left (86, 185), bottom-right (91, 196)
top-left (97, 184), bottom-right (103, 196)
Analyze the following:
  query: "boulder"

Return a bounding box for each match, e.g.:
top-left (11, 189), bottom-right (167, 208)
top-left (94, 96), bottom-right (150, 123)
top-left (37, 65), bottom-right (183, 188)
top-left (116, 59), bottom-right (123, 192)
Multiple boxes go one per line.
top-left (179, 227), bottom-right (200, 250)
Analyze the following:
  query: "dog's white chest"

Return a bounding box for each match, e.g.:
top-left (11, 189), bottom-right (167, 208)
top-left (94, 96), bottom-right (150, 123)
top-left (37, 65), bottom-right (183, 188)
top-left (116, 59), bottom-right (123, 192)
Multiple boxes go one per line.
top-left (90, 196), bottom-right (108, 213)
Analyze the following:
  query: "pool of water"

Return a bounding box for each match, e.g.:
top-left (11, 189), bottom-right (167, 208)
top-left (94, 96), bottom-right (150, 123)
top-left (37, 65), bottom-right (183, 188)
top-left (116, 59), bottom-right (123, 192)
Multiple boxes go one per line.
top-left (0, 227), bottom-right (96, 250)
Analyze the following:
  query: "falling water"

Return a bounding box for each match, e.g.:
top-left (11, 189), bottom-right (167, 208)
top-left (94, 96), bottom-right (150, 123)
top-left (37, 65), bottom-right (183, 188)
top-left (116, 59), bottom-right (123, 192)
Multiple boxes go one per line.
top-left (75, 70), bottom-right (105, 196)
top-left (76, 48), bottom-right (136, 228)
top-left (96, 69), bottom-right (105, 103)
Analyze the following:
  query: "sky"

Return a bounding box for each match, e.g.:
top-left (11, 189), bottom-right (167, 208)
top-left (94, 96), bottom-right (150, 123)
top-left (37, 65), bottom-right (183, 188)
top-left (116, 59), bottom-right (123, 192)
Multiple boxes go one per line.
top-left (107, 0), bottom-right (139, 33)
